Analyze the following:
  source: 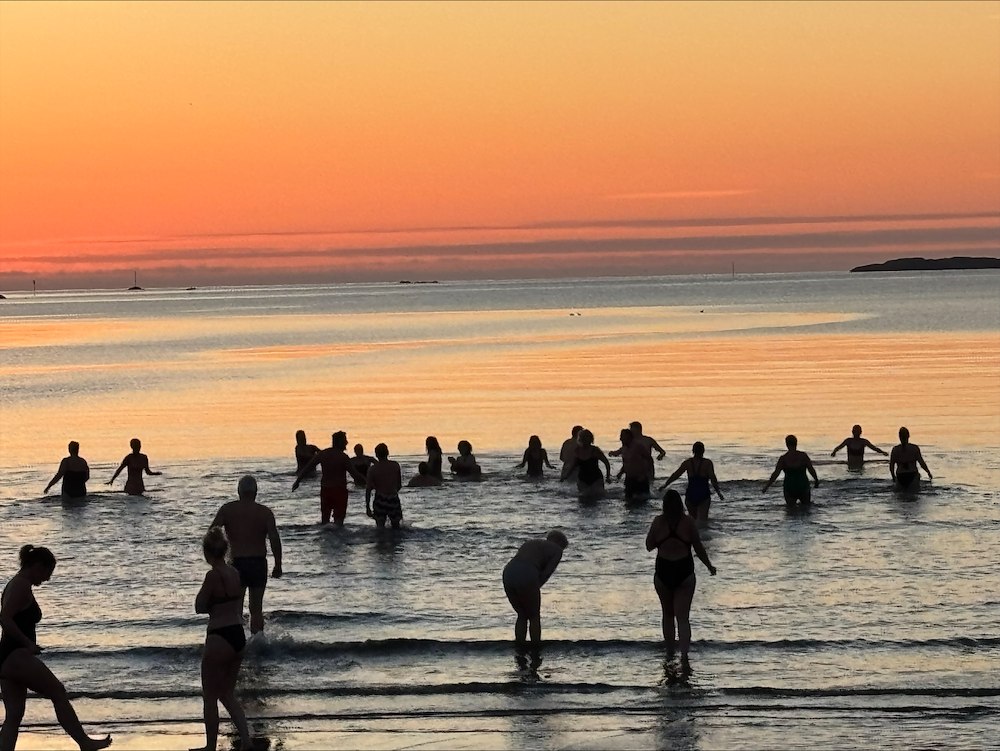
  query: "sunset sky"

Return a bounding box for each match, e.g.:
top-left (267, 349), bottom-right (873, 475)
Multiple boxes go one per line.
top-left (1, 1), bottom-right (998, 289)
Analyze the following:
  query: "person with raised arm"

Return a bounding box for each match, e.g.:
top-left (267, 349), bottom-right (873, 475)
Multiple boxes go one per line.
top-left (107, 438), bottom-right (162, 495)
top-left (763, 434), bottom-right (819, 507)
top-left (889, 426), bottom-right (933, 491)
top-left (660, 442), bottom-right (725, 523)
top-left (558, 425), bottom-right (583, 481)
top-left (1, 545), bottom-right (112, 751)
top-left (43, 441), bottom-right (89, 499)
top-left (831, 425), bottom-right (887, 470)
top-left (561, 429), bottom-right (612, 499)
top-left (294, 430), bottom-right (320, 477)
top-left (502, 530), bottom-right (569, 645)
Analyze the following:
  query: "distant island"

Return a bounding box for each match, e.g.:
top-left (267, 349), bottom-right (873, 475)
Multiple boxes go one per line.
top-left (851, 256), bottom-right (1000, 272)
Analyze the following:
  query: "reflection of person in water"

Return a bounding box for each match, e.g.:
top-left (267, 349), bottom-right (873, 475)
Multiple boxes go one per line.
top-left (107, 438), bottom-right (162, 495)
top-left (515, 435), bottom-right (555, 478)
top-left (502, 531), bottom-right (569, 645)
top-left (890, 426), bottom-right (933, 491)
top-left (43, 442), bottom-right (90, 499)
top-left (831, 425), bottom-right (887, 469)
top-left (660, 442), bottom-right (724, 523)
top-left (294, 430), bottom-right (320, 476)
top-left (0, 544), bottom-right (112, 751)
top-left (763, 435), bottom-right (819, 507)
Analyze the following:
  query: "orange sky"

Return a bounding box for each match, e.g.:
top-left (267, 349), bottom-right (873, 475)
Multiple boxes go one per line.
top-left (1, 1), bottom-right (998, 288)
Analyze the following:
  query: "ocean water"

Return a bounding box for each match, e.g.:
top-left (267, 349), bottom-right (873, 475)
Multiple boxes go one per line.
top-left (1, 271), bottom-right (999, 749)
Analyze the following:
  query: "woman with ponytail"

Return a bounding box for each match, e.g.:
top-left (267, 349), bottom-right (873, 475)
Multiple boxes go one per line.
top-left (0, 545), bottom-right (111, 751)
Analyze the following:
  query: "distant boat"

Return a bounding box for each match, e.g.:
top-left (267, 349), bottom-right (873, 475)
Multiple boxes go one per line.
top-left (127, 271), bottom-right (143, 291)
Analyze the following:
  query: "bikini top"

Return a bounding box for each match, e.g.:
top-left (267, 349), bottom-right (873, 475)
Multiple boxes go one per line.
top-left (0, 598), bottom-right (42, 643)
top-left (656, 520), bottom-right (691, 548)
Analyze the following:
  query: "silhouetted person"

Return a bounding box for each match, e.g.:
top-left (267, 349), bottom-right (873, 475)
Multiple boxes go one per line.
top-left (209, 476), bottom-right (282, 634)
top-left (0, 545), bottom-right (112, 751)
top-left (831, 425), bottom-right (887, 469)
top-left (763, 434), bottom-right (819, 506)
top-left (425, 436), bottom-right (444, 480)
top-left (107, 438), bottom-right (161, 495)
top-left (515, 435), bottom-right (555, 478)
top-left (890, 426), bottom-right (933, 491)
top-left (561, 429), bottom-right (611, 499)
top-left (449, 440), bottom-right (482, 479)
top-left (365, 444), bottom-right (403, 528)
top-left (645, 491), bottom-right (715, 660)
top-left (350, 444), bottom-right (376, 486)
top-left (629, 421), bottom-right (666, 478)
top-left (559, 425), bottom-right (584, 481)
top-left (615, 428), bottom-right (652, 502)
top-left (502, 530), bottom-right (569, 645)
top-left (407, 462), bottom-right (441, 488)
top-left (293, 431), bottom-right (365, 525)
top-left (43, 441), bottom-right (89, 499)
top-left (661, 442), bottom-right (725, 523)
top-left (194, 527), bottom-right (252, 751)
top-left (294, 430), bottom-right (320, 477)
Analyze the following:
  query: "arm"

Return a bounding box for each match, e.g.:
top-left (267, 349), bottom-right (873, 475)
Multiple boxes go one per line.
top-left (915, 448), bottom-right (932, 480)
top-left (108, 457), bottom-right (128, 485)
top-left (365, 467), bottom-right (375, 515)
top-left (537, 548), bottom-right (563, 587)
top-left (267, 510), bottom-right (282, 577)
top-left (514, 450), bottom-right (528, 469)
top-left (0, 579), bottom-right (41, 652)
top-left (645, 520), bottom-right (662, 552)
top-left (708, 461), bottom-right (725, 500)
top-left (889, 448), bottom-right (898, 480)
top-left (44, 459), bottom-right (68, 492)
top-left (762, 458), bottom-right (784, 492)
top-left (559, 456), bottom-right (578, 481)
top-left (194, 570), bottom-right (216, 614)
top-left (292, 453), bottom-right (321, 490)
top-left (690, 526), bottom-right (716, 575)
top-left (805, 455), bottom-right (819, 487)
top-left (542, 450), bottom-right (556, 470)
top-left (659, 461), bottom-right (687, 491)
top-left (143, 456), bottom-right (162, 476)
top-left (649, 438), bottom-right (666, 460)
top-left (863, 439), bottom-right (888, 456)
top-left (208, 506), bottom-right (224, 531)
top-left (831, 439), bottom-right (848, 457)
top-left (598, 450), bottom-right (612, 480)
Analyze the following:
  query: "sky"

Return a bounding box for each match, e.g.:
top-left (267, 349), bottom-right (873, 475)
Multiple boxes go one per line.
top-left (1, 1), bottom-right (998, 290)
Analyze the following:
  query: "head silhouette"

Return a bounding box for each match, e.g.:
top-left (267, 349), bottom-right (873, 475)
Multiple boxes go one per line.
top-left (546, 529), bottom-right (569, 549)
top-left (68, 441), bottom-right (80, 456)
top-left (237, 474), bottom-right (257, 501)
top-left (692, 441), bottom-right (705, 456)
top-left (785, 434), bottom-right (798, 450)
top-left (203, 526), bottom-right (229, 562)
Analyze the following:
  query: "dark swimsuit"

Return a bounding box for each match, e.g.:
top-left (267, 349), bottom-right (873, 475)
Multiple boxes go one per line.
top-left (62, 470), bottom-right (88, 498)
top-left (653, 522), bottom-right (695, 590)
top-left (896, 471), bottom-right (919, 489)
top-left (0, 598), bottom-right (42, 669)
top-left (233, 557), bottom-right (268, 589)
top-left (206, 580), bottom-right (246, 653)
top-left (685, 459), bottom-right (711, 507)
top-left (578, 457), bottom-right (602, 485)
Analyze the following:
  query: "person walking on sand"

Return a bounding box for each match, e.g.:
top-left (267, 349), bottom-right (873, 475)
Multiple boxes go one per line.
top-left (1, 545), bottom-right (112, 751)
top-left (763, 435), bottom-right (819, 507)
top-left (293, 431), bottom-right (366, 525)
top-left (889, 426), bottom-right (933, 491)
top-left (193, 527), bottom-right (253, 751)
top-left (660, 442), bottom-right (725, 523)
top-left (107, 438), bottom-right (162, 495)
top-left (645, 490), bottom-right (716, 661)
top-left (502, 531), bottom-right (569, 645)
top-left (831, 425), bottom-right (887, 470)
top-left (209, 475), bottom-right (282, 634)
top-left (365, 444), bottom-right (404, 529)
top-left (43, 441), bottom-right (90, 499)
top-left (294, 430), bottom-right (320, 477)
top-left (515, 435), bottom-right (556, 478)
top-left (559, 425), bottom-right (583, 481)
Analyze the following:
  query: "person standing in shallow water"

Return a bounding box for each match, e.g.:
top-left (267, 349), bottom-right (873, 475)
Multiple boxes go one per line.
top-left (365, 443), bottom-right (404, 528)
top-left (831, 425), bottom-right (887, 470)
top-left (424, 436), bottom-right (444, 480)
top-left (561, 429), bottom-right (612, 499)
top-left (107, 438), bottom-right (162, 495)
top-left (502, 531), bottom-right (569, 645)
top-left (294, 430), bottom-right (320, 477)
top-left (890, 426), bottom-right (933, 491)
top-left (43, 441), bottom-right (89, 499)
top-left (645, 490), bottom-right (716, 661)
top-left (293, 431), bottom-right (366, 525)
top-left (762, 435), bottom-right (819, 507)
top-left (559, 425), bottom-right (583, 482)
top-left (209, 475), bottom-right (282, 634)
top-left (193, 527), bottom-right (252, 751)
top-left (660, 442), bottom-right (725, 523)
top-left (515, 435), bottom-right (556, 478)
top-left (0, 545), bottom-right (112, 751)
top-left (350, 444), bottom-right (376, 486)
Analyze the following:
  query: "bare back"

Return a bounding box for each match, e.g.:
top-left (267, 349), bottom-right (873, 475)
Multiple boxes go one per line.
top-left (212, 501), bottom-right (275, 558)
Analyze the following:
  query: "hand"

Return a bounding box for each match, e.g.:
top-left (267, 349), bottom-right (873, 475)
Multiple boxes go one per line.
top-left (105, 480), bottom-right (113, 486)
top-left (761, 484), bottom-right (769, 493)
top-left (271, 563), bottom-right (282, 579)
top-left (717, 493), bottom-right (725, 501)
top-left (830, 451), bottom-right (836, 457)
top-left (365, 505), bottom-right (374, 518)
top-left (814, 479), bottom-right (820, 488)
top-left (708, 565), bottom-right (717, 576)
top-left (291, 480), bottom-right (300, 491)
top-left (927, 473), bottom-right (933, 481)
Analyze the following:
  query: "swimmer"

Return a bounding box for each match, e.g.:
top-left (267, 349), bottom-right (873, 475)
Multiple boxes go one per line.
top-left (660, 442), bottom-right (725, 523)
top-left (208, 476), bottom-right (282, 634)
top-left (407, 462), bottom-right (442, 488)
top-left (615, 428), bottom-right (652, 502)
top-left (449, 440), bottom-right (482, 480)
top-left (645, 490), bottom-right (716, 659)
top-left (107, 438), bottom-right (162, 495)
top-left (515, 435), bottom-right (556, 478)
top-left (0, 545), bottom-right (112, 751)
top-left (831, 425), bottom-right (887, 470)
top-left (560, 429), bottom-right (612, 499)
top-left (193, 527), bottom-right (253, 751)
top-left (889, 427), bottom-right (933, 491)
top-left (365, 444), bottom-right (404, 529)
top-left (762, 435), bottom-right (819, 507)
top-left (502, 530), bottom-right (569, 644)
top-left (559, 425), bottom-right (584, 481)
top-left (425, 436), bottom-right (444, 480)
top-left (294, 430), bottom-right (320, 477)
top-left (629, 421), bottom-right (666, 478)
top-left (350, 444), bottom-right (376, 486)
top-left (43, 441), bottom-right (90, 499)
top-left (293, 431), bottom-right (366, 525)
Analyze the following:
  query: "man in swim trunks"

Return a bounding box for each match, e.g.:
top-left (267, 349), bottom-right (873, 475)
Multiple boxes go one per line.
top-left (762, 435), bottom-right (819, 507)
top-left (502, 530), bottom-right (569, 645)
top-left (293, 431), bottom-right (366, 525)
top-left (831, 425), bottom-right (888, 470)
top-left (628, 421), bottom-right (667, 479)
top-left (365, 443), bottom-right (404, 528)
top-left (209, 475), bottom-right (283, 634)
top-left (43, 441), bottom-right (90, 499)
top-left (889, 426), bottom-right (933, 491)
top-left (107, 437), bottom-right (162, 495)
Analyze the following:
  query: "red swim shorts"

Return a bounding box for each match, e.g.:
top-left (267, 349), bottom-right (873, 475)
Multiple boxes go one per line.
top-left (320, 485), bottom-right (349, 524)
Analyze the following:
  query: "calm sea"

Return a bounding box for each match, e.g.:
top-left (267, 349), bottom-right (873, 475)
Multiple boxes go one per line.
top-left (1, 271), bottom-right (999, 749)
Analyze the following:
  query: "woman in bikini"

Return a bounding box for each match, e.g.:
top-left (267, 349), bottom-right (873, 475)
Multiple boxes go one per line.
top-left (193, 527), bottom-right (252, 751)
top-left (0, 545), bottom-right (111, 751)
top-left (645, 490), bottom-right (716, 660)
top-left (660, 441), bottom-right (725, 523)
